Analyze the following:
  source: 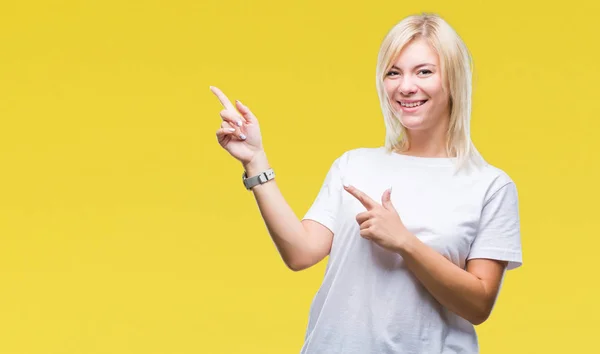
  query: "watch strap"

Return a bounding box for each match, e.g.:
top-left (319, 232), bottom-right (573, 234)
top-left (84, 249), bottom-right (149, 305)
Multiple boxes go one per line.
top-left (243, 168), bottom-right (275, 190)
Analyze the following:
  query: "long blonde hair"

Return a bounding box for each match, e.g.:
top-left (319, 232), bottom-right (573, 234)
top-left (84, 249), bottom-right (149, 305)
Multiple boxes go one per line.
top-left (375, 13), bottom-right (485, 171)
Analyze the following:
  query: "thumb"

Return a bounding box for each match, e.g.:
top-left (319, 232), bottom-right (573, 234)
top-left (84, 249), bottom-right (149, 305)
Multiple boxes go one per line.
top-left (382, 187), bottom-right (395, 211)
top-left (235, 100), bottom-right (258, 124)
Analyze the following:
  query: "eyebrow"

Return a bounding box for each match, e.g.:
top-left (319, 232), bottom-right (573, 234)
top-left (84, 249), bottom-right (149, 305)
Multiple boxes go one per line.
top-left (390, 63), bottom-right (436, 70)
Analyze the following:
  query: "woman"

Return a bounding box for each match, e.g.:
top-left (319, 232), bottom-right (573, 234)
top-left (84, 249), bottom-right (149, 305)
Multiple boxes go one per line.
top-left (211, 13), bottom-right (522, 354)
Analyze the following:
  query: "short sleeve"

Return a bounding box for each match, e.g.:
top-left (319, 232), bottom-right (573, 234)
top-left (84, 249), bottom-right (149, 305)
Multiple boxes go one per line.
top-left (301, 153), bottom-right (347, 234)
top-left (467, 180), bottom-right (523, 270)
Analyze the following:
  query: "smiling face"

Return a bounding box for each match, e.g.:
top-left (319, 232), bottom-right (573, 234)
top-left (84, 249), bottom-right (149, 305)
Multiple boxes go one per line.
top-left (384, 38), bottom-right (450, 133)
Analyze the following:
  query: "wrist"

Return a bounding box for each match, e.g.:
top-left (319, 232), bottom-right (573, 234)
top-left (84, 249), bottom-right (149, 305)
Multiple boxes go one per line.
top-left (243, 151), bottom-right (270, 177)
top-left (395, 231), bottom-right (419, 255)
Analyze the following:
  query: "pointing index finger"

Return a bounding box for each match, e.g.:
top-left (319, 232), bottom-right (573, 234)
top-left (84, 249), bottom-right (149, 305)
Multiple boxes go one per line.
top-left (210, 86), bottom-right (236, 111)
top-left (344, 185), bottom-right (378, 210)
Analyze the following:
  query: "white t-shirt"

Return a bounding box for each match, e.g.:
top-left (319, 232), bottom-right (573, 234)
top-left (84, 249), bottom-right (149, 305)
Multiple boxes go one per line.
top-left (300, 147), bottom-right (522, 354)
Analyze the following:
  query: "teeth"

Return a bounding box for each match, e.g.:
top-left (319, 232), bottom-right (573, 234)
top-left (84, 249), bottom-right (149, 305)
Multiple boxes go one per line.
top-left (400, 100), bottom-right (426, 108)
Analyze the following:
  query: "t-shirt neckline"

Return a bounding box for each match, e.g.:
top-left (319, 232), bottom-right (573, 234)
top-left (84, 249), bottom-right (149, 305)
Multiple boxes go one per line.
top-left (380, 147), bottom-right (457, 167)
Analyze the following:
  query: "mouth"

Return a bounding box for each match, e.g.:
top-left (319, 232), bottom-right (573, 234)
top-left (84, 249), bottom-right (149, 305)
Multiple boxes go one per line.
top-left (396, 100), bottom-right (428, 113)
top-left (397, 100), bottom-right (428, 108)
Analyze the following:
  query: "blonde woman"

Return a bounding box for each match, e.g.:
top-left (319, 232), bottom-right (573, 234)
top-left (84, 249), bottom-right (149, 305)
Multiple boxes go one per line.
top-left (212, 13), bottom-right (522, 354)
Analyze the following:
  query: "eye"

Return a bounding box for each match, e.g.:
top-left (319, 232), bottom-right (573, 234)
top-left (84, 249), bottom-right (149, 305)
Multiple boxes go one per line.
top-left (418, 69), bottom-right (433, 75)
top-left (386, 71), bottom-right (400, 77)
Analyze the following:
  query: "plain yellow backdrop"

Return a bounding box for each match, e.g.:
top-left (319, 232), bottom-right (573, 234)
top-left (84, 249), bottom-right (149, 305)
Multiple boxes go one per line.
top-left (1, 0), bottom-right (598, 353)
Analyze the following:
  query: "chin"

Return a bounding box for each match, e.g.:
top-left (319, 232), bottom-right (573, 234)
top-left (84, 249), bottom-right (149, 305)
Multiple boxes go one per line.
top-left (399, 115), bottom-right (427, 130)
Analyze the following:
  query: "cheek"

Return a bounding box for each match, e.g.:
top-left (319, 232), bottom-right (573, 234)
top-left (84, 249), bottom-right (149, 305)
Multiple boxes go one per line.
top-left (423, 80), bottom-right (446, 103)
top-left (383, 80), bottom-right (396, 96)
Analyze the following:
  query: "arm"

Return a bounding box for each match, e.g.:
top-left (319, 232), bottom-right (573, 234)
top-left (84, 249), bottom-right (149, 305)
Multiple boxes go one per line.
top-left (397, 181), bottom-right (521, 325)
top-left (244, 152), bottom-right (333, 271)
top-left (210, 86), bottom-right (333, 272)
top-left (398, 237), bottom-right (507, 325)
top-left (343, 184), bottom-right (511, 326)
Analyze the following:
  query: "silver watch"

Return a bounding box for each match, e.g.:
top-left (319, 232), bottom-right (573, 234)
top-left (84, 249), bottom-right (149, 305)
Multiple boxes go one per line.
top-left (242, 168), bottom-right (275, 190)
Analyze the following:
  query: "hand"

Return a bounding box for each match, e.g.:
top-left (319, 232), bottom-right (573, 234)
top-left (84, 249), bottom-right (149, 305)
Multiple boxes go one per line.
top-left (343, 185), bottom-right (412, 252)
top-left (210, 86), bottom-right (264, 166)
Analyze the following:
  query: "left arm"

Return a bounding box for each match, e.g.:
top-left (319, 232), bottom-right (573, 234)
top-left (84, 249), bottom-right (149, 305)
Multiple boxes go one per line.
top-left (344, 184), bottom-right (508, 326)
top-left (398, 235), bottom-right (507, 325)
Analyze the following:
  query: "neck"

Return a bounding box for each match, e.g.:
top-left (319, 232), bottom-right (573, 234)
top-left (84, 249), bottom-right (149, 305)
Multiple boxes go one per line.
top-left (399, 119), bottom-right (451, 158)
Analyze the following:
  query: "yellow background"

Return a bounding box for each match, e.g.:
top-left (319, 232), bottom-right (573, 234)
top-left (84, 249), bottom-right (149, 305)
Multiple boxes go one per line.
top-left (1, 0), bottom-right (598, 353)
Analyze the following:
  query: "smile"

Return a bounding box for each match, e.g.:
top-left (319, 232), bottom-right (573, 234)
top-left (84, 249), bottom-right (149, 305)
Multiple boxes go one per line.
top-left (398, 100), bottom-right (428, 108)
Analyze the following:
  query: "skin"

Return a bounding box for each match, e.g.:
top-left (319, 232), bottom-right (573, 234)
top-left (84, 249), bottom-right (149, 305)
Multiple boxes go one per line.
top-left (344, 38), bottom-right (508, 324)
top-left (210, 38), bottom-right (508, 326)
top-left (384, 37), bottom-right (451, 157)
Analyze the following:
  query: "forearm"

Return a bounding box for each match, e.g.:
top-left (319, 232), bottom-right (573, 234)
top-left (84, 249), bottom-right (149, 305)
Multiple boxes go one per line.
top-left (243, 152), bottom-right (313, 269)
top-left (397, 235), bottom-right (495, 325)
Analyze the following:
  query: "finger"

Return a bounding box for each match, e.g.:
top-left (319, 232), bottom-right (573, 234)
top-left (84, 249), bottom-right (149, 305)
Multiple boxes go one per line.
top-left (216, 127), bottom-right (235, 142)
top-left (216, 127), bottom-right (233, 145)
top-left (359, 219), bottom-right (373, 230)
top-left (220, 109), bottom-right (245, 128)
top-left (355, 211), bottom-right (371, 224)
top-left (219, 120), bottom-right (246, 141)
top-left (216, 127), bottom-right (246, 142)
top-left (381, 187), bottom-right (396, 211)
top-left (359, 228), bottom-right (371, 239)
top-left (235, 100), bottom-right (258, 124)
top-left (344, 185), bottom-right (378, 210)
top-left (210, 86), bottom-right (236, 111)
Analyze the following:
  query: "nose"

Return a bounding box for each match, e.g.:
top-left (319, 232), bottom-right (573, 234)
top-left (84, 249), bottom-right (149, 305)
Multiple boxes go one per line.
top-left (398, 76), bottom-right (417, 96)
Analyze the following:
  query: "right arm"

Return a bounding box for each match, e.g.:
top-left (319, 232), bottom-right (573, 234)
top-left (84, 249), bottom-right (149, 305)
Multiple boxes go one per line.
top-left (210, 86), bottom-right (333, 271)
top-left (243, 151), bottom-right (333, 271)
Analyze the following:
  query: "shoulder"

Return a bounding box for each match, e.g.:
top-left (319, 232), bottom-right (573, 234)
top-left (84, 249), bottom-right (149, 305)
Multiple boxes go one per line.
top-left (472, 161), bottom-right (518, 203)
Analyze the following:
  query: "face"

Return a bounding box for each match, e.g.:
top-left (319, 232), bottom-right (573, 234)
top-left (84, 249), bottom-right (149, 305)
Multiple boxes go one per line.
top-left (384, 38), bottom-right (450, 132)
